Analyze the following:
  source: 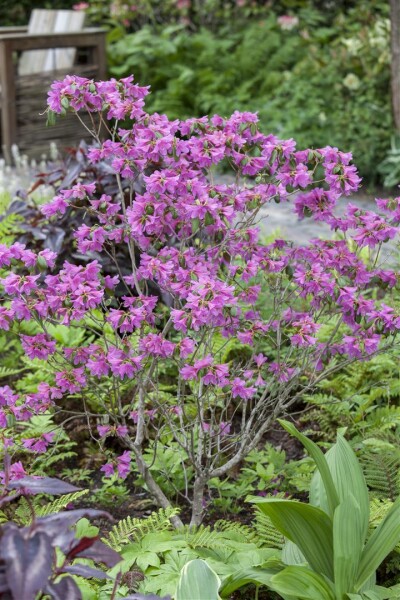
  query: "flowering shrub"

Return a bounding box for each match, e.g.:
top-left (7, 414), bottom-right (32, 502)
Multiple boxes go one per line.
top-left (1, 73), bottom-right (400, 526)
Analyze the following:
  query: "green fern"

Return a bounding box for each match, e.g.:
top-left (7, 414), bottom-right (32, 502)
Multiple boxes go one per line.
top-left (0, 213), bottom-right (23, 245)
top-left (361, 449), bottom-right (400, 501)
top-left (13, 490), bottom-right (89, 525)
top-left (252, 507), bottom-right (284, 549)
top-left (36, 489), bottom-right (89, 518)
top-left (179, 520), bottom-right (259, 551)
top-left (0, 510), bottom-right (8, 524)
top-left (104, 506), bottom-right (179, 551)
top-left (0, 365), bottom-right (25, 379)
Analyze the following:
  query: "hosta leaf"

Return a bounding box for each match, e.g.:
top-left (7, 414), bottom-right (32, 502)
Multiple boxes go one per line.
top-left (333, 494), bottom-right (363, 598)
top-left (175, 559), bottom-right (220, 600)
top-left (252, 498), bottom-right (334, 580)
top-left (278, 420), bottom-right (339, 517)
top-left (269, 566), bottom-right (336, 599)
top-left (356, 497), bottom-right (400, 590)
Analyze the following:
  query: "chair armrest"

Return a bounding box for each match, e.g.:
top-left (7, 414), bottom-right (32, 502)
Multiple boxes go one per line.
top-left (0, 26), bottom-right (28, 34)
top-left (0, 28), bottom-right (106, 51)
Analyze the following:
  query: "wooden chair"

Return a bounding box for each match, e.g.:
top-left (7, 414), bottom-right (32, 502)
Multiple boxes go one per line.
top-left (0, 9), bottom-right (107, 162)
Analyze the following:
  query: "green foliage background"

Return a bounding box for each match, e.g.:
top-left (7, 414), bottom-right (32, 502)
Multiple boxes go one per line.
top-left (107, 2), bottom-right (391, 183)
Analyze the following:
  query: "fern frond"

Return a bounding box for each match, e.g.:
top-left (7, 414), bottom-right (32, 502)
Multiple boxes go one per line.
top-left (0, 365), bottom-right (25, 379)
top-left (0, 191), bottom-right (12, 213)
top-left (13, 497), bottom-right (38, 525)
top-left (177, 520), bottom-right (260, 551)
top-left (104, 506), bottom-right (179, 550)
top-left (361, 450), bottom-right (400, 501)
top-left (13, 490), bottom-right (90, 525)
top-left (36, 489), bottom-right (89, 518)
top-left (0, 510), bottom-right (8, 524)
top-left (252, 507), bottom-right (284, 549)
top-left (0, 212), bottom-right (23, 245)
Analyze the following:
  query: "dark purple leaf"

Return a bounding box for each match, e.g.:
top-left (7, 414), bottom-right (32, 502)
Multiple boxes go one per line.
top-left (66, 536), bottom-right (98, 560)
top-left (45, 576), bottom-right (82, 600)
top-left (73, 539), bottom-right (121, 567)
top-left (2, 529), bottom-right (53, 600)
top-left (44, 228), bottom-right (66, 252)
top-left (32, 509), bottom-right (113, 550)
top-left (8, 476), bottom-right (80, 495)
top-left (62, 564), bottom-right (110, 579)
top-left (0, 569), bottom-right (9, 592)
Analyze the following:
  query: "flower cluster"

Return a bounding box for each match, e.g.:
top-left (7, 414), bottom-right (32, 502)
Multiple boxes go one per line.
top-left (1, 73), bottom-right (399, 484)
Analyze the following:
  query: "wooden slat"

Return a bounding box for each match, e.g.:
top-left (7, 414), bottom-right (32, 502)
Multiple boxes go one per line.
top-left (43, 10), bottom-right (86, 72)
top-left (0, 30), bottom-right (106, 52)
top-left (18, 9), bottom-right (57, 76)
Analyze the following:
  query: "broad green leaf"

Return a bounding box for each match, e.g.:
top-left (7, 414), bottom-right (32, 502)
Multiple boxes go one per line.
top-left (252, 498), bottom-right (334, 580)
top-left (175, 559), bottom-right (221, 600)
top-left (282, 539), bottom-right (306, 566)
top-left (278, 420), bottom-right (339, 517)
top-left (356, 497), bottom-right (400, 589)
top-left (310, 434), bottom-right (369, 542)
top-left (333, 494), bottom-right (363, 598)
top-left (219, 567), bottom-right (277, 597)
top-left (269, 566), bottom-right (336, 599)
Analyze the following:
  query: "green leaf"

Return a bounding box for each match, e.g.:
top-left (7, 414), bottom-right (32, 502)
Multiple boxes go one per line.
top-left (333, 494), bottom-right (363, 597)
top-left (219, 566), bottom-right (277, 597)
top-left (75, 518), bottom-right (99, 539)
top-left (269, 566), bottom-right (336, 599)
top-left (282, 540), bottom-right (306, 565)
top-left (46, 110), bottom-right (56, 126)
top-left (356, 496), bottom-right (400, 590)
top-left (278, 420), bottom-right (339, 517)
top-left (251, 498), bottom-right (334, 580)
top-left (310, 434), bottom-right (369, 543)
top-left (175, 559), bottom-right (221, 600)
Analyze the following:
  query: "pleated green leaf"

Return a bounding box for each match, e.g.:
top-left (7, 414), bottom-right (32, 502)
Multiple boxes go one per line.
top-left (269, 566), bottom-right (336, 599)
top-left (356, 497), bottom-right (400, 590)
top-left (175, 559), bottom-right (221, 600)
top-left (252, 498), bottom-right (334, 580)
top-left (278, 420), bottom-right (339, 517)
top-left (310, 434), bottom-right (369, 543)
top-left (219, 567), bottom-right (276, 597)
top-left (282, 539), bottom-right (307, 566)
top-left (333, 494), bottom-right (363, 598)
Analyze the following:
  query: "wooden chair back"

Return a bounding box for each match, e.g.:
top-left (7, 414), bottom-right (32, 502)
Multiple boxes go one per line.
top-left (18, 9), bottom-right (86, 76)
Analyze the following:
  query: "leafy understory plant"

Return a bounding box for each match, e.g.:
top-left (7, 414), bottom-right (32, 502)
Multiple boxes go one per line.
top-left (252, 420), bottom-right (400, 600)
top-left (171, 422), bottom-right (400, 599)
top-left (0, 465), bottom-right (123, 600)
top-left (2, 71), bottom-right (400, 525)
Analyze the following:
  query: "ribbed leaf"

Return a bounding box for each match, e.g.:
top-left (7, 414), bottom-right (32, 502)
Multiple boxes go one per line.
top-left (278, 420), bottom-right (339, 517)
top-left (219, 567), bottom-right (276, 597)
top-left (356, 497), bottom-right (400, 589)
top-left (333, 494), bottom-right (363, 597)
top-left (310, 434), bottom-right (369, 542)
top-left (175, 559), bottom-right (220, 600)
top-left (282, 539), bottom-right (306, 565)
top-left (269, 566), bottom-right (336, 599)
top-left (252, 498), bottom-right (334, 580)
